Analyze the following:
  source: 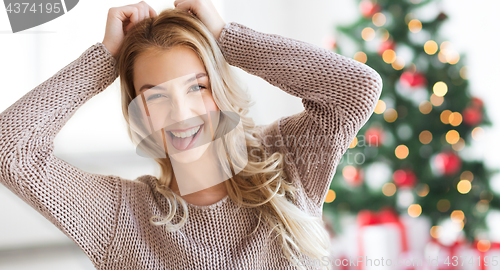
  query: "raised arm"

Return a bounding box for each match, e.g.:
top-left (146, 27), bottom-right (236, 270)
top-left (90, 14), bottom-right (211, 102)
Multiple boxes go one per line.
top-left (0, 42), bottom-right (121, 267)
top-left (216, 22), bottom-right (383, 207)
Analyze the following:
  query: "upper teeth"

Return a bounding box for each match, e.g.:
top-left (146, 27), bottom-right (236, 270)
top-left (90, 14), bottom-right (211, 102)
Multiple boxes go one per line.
top-left (170, 125), bottom-right (201, 138)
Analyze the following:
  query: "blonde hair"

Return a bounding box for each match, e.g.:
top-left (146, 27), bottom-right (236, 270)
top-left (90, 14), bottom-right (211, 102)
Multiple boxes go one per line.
top-left (117, 8), bottom-right (329, 268)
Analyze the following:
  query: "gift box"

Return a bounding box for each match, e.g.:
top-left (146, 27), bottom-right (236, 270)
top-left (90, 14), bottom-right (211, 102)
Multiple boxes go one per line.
top-left (424, 238), bottom-right (467, 270)
top-left (356, 206), bottom-right (415, 270)
top-left (459, 241), bottom-right (500, 270)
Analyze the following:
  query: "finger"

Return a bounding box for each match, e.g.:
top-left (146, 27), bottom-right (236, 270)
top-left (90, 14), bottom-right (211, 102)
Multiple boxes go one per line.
top-left (175, 1), bottom-right (195, 14)
top-left (174, 0), bottom-right (191, 10)
top-left (148, 5), bottom-right (157, 17)
top-left (115, 6), bottom-right (138, 22)
top-left (141, 5), bottom-right (148, 20)
top-left (124, 8), bottom-right (139, 32)
top-left (133, 3), bottom-right (145, 21)
top-left (173, 0), bottom-right (182, 7)
top-left (139, 2), bottom-right (149, 19)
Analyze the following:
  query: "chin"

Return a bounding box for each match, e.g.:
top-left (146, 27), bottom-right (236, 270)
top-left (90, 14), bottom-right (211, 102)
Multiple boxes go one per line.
top-left (169, 143), bottom-right (210, 164)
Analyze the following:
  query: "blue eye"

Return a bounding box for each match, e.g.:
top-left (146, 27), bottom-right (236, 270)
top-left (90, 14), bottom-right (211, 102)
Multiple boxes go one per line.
top-left (190, 84), bottom-right (207, 92)
top-left (146, 94), bottom-right (164, 101)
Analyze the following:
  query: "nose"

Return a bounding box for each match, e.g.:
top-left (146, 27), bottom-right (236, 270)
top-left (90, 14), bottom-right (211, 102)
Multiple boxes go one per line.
top-left (169, 96), bottom-right (193, 127)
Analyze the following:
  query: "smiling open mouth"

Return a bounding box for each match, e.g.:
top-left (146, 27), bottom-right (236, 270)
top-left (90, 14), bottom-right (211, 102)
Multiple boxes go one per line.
top-left (167, 124), bottom-right (204, 151)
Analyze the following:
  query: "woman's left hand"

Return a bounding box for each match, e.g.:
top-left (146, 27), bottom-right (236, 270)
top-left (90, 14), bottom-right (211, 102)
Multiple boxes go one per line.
top-left (173, 0), bottom-right (226, 41)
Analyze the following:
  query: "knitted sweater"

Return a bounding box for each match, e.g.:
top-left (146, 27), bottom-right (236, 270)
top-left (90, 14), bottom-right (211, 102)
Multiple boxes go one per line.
top-left (0, 22), bottom-right (382, 269)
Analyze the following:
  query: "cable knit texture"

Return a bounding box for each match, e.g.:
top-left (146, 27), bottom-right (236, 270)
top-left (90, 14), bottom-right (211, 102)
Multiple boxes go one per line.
top-left (0, 22), bottom-right (382, 269)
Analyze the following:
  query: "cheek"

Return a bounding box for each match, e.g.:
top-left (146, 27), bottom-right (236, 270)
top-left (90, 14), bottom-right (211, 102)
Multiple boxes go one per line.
top-left (201, 96), bottom-right (220, 136)
top-left (202, 94), bottom-right (220, 120)
top-left (202, 92), bottom-right (219, 112)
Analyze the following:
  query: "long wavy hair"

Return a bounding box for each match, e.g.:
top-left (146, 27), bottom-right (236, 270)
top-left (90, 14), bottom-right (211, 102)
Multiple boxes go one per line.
top-left (116, 8), bottom-right (329, 267)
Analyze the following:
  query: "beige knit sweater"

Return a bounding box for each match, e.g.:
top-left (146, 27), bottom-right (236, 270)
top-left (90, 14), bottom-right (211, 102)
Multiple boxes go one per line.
top-left (0, 22), bottom-right (382, 269)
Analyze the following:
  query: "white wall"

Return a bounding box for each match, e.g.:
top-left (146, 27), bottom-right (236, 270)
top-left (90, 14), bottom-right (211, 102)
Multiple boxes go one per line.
top-left (0, 0), bottom-right (499, 269)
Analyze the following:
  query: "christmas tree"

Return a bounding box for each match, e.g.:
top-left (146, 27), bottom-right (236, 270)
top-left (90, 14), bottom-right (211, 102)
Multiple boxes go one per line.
top-left (323, 0), bottom-right (500, 245)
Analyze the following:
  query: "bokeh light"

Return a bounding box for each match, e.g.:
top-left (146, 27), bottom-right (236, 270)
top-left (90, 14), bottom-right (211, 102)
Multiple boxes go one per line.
top-left (362, 27), bottom-right (376, 41)
top-left (354, 51), bottom-right (367, 63)
top-left (374, 100), bottom-right (386, 114)
top-left (395, 144), bottom-right (409, 159)
top-left (433, 81), bottom-right (448, 97)
top-left (382, 183), bottom-right (396, 196)
top-left (325, 189), bottom-right (336, 203)
top-left (424, 40), bottom-right (438, 55)
top-left (408, 204), bottom-right (422, 217)
top-left (446, 130), bottom-right (460, 144)
top-left (383, 49), bottom-right (397, 63)
top-left (419, 130), bottom-right (432, 144)
top-left (457, 180), bottom-right (471, 194)
top-left (384, 108), bottom-right (398, 122)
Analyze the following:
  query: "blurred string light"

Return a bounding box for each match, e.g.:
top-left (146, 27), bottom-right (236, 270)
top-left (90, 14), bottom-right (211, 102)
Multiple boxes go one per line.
top-left (384, 108), bottom-right (398, 122)
top-left (372, 12), bottom-right (386, 27)
top-left (430, 94), bottom-right (444, 106)
top-left (449, 112), bottom-right (463, 126)
top-left (433, 81), bottom-right (448, 97)
top-left (440, 110), bottom-right (463, 127)
top-left (382, 49), bottom-right (396, 63)
top-left (430, 226), bottom-right (440, 238)
top-left (354, 51), bottom-right (367, 63)
top-left (438, 41), bottom-right (460, 64)
top-left (471, 127), bottom-right (484, 140)
top-left (382, 183), bottom-right (396, 196)
top-left (460, 66), bottom-right (468, 79)
top-left (419, 130), bottom-right (432, 144)
top-left (424, 40), bottom-right (438, 55)
top-left (461, 171), bottom-right (474, 181)
top-left (374, 100), bottom-right (386, 114)
top-left (450, 210), bottom-right (465, 223)
top-left (446, 130), bottom-right (460, 144)
top-left (362, 27), bottom-right (376, 41)
top-left (325, 189), bottom-right (336, 203)
top-left (457, 179), bottom-right (471, 194)
top-left (441, 110), bottom-right (452, 124)
top-left (349, 136), bottom-right (358, 148)
top-left (419, 101), bottom-right (432, 114)
top-left (392, 57), bottom-right (405, 70)
top-left (395, 144), bottom-right (409, 159)
top-left (416, 183), bottom-right (429, 197)
top-left (408, 204), bottom-right (422, 217)
top-left (408, 19), bottom-right (422, 33)
top-left (477, 240), bottom-right (491, 252)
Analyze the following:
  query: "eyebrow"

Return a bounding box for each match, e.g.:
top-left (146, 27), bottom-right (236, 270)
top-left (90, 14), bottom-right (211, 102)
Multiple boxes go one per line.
top-left (138, 72), bottom-right (207, 93)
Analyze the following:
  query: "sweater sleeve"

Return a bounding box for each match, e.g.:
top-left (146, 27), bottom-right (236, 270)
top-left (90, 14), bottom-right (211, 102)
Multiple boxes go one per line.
top-left (216, 22), bottom-right (383, 207)
top-left (0, 42), bottom-right (121, 267)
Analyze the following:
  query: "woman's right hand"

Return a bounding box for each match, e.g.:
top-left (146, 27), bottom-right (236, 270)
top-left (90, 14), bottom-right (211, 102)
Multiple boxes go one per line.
top-left (102, 1), bottom-right (157, 60)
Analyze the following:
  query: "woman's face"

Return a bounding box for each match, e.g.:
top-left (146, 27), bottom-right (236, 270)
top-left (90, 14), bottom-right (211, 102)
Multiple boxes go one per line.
top-left (132, 45), bottom-right (220, 163)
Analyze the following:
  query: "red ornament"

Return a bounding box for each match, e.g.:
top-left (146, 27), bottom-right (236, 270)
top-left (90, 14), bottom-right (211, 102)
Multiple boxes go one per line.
top-left (392, 169), bottom-right (417, 188)
top-left (435, 151), bottom-right (462, 176)
top-left (344, 166), bottom-right (364, 187)
top-left (378, 39), bottom-right (395, 56)
top-left (462, 107), bottom-right (483, 126)
top-left (365, 127), bottom-right (384, 147)
top-left (360, 0), bottom-right (381, 18)
top-left (400, 71), bottom-right (427, 88)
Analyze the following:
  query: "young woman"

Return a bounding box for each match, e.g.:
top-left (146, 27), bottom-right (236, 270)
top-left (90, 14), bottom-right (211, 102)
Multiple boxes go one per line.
top-left (0, 0), bottom-right (383, 269)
